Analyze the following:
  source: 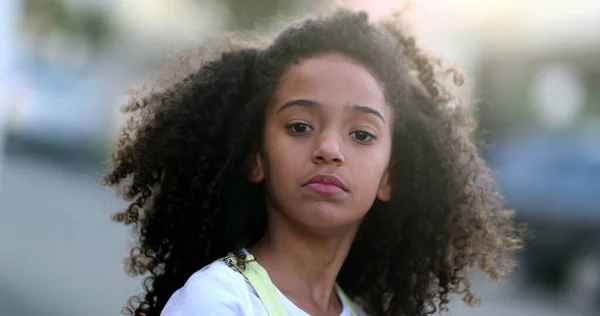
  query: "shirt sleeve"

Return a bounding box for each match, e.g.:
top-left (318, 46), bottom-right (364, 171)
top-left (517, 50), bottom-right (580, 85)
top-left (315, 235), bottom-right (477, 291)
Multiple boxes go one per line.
top-left (160, 264), bottom-right (251, 316)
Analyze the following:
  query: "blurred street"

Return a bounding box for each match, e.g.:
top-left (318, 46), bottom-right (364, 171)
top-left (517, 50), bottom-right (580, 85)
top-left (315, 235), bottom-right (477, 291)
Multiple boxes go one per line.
top-left (0, 153), bottom-right (595, 316)
top-left (0, 153), bottom-right (139, 316)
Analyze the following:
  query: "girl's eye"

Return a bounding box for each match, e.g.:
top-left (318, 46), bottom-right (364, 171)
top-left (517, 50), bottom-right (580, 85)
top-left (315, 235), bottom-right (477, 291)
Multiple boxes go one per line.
top-left (351, 130), bottom-right (376, 143)
top-left (286, 123), bottom-right (314, 134)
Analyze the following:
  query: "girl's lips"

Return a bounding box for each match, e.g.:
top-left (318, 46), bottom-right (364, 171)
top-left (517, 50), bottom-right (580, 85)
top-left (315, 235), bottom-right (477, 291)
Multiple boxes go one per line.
top-left (303, 174), bottom-right (348, 194)
top-left (304, 183), bottom-right (346, 194)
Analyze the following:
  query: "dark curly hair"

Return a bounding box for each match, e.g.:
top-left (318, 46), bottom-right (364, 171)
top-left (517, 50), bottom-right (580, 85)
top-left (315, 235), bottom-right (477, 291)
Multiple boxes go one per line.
top-left (105, 8), bottom-right (522, 316)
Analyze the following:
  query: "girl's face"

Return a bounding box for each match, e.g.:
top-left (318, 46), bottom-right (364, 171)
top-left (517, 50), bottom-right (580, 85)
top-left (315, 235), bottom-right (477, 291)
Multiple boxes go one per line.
top-left (251, 53), bottom-right (393, 232)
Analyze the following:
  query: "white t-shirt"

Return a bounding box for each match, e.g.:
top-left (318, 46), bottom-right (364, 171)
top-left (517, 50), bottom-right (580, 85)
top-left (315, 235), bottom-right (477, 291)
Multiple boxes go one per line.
top-left (161, 258), bottom-right (366, 315)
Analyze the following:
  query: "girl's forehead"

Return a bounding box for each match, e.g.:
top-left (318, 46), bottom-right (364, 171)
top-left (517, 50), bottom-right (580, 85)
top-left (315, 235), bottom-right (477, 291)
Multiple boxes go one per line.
top-left (274, 54), bottom-right (387, 108)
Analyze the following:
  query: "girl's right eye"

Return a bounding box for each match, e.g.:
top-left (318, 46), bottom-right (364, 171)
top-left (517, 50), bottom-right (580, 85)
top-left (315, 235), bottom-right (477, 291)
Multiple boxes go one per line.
top-left (286, 122), bottom-right (314, 134)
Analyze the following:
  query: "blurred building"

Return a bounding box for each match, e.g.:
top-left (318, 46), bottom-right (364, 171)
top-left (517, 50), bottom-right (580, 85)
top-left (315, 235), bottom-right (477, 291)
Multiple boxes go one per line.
top-left (0, 0), bottom-right (21, 186)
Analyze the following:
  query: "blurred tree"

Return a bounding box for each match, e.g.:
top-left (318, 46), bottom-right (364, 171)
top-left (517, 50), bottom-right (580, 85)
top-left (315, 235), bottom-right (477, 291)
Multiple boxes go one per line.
top-left (219, 0), bottom-right (324, 30)
top-left (582, 72), bottom-right (600, 117)
top-left (19, 0), bottom-right (328, 61)
top-left (20, 0), bottom-right (326, 51)
top-left (21, 0), bottom-right (114, 54)
top-left (21, 0), bottom-right (70, 39)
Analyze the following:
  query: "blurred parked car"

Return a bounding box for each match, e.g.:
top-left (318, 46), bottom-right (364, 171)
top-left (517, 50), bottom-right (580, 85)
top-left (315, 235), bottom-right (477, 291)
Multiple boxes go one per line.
top-left (5, 59), bottom-right (117, 163)
top-left (490, 126), bottom-right (600, 311)
top-left (475, 19), bottom-right (600, 311)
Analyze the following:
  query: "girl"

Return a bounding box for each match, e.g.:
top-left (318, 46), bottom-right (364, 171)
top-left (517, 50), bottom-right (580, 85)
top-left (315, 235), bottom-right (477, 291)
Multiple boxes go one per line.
top-left (106, 8), bottom-right (522, 316)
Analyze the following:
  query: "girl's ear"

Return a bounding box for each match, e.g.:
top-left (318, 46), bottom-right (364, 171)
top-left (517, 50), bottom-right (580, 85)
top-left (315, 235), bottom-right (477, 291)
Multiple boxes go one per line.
top-left (248, 150), bottom-right (265, 183)
top-left (377, 163), bottom-right (393, 202)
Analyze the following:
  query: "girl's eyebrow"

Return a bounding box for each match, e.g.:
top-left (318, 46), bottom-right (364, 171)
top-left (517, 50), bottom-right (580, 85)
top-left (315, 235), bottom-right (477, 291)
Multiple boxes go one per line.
top-left (276, 99), bottom-right (385, 123)
top-left (347, 104), bottom-right (385, 123)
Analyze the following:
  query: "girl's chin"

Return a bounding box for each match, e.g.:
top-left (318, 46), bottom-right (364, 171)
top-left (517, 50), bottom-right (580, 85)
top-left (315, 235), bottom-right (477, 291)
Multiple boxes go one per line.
top-left (291, 207), bottom-right (363, 232)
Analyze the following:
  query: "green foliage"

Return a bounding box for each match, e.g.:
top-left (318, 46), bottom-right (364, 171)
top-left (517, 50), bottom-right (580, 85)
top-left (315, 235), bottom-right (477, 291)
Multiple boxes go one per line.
top-left (218, 0), bottom-right (324, 30)
top-left (20, 0), bottom-right (325, 52)
top-left (21, 0), bottom-right (113, 51)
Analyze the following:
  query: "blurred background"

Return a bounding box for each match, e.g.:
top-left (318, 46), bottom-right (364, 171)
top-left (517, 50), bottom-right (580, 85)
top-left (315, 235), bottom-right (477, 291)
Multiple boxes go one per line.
top-left (1, 0), bottom-right (599, 315)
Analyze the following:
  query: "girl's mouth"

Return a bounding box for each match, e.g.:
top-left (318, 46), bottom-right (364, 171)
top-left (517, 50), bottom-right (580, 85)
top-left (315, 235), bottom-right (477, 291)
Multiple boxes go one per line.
top-left (303, 174), bottom-right (348, 194)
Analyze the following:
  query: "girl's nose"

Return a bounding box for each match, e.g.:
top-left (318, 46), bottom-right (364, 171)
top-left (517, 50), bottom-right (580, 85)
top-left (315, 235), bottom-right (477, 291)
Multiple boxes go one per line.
top-left (312, 131), bottom-right (345, 166)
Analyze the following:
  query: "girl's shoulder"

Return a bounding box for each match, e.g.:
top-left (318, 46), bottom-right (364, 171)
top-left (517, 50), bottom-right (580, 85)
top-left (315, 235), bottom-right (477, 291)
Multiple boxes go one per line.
top-left (161, 259), bottom-right (263, 315)
top-left (161, 258), bottom-right (369, 316)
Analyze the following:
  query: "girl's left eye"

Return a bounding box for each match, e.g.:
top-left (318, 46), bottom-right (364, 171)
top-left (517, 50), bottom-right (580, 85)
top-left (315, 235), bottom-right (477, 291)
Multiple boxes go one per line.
top-left (350, 130), bottom-right (376, 142)
top-left (286, 123), bottom-right (314, 134)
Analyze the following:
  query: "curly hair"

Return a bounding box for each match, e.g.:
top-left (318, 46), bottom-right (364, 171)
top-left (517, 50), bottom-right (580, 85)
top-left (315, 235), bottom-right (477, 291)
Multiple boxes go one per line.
top-left (105, 8), bottom-right (522, 316)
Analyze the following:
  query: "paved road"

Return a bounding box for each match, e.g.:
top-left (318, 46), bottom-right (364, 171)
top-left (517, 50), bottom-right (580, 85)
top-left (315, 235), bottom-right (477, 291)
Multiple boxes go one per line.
top-left (0, 153), bottom-right (139, 316)
top-left (0, 153), bottom-right (593, 316)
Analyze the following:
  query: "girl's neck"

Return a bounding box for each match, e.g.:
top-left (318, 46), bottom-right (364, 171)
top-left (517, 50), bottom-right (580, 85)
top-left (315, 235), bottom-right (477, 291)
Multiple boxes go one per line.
top-left (248, 209), bottom-right (360, 314)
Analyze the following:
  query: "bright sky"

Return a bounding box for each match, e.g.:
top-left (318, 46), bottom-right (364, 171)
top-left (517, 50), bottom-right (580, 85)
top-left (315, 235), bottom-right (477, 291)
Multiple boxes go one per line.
top-left (109, 0), bottom-right (600, 49)
top-left (345, 0), bottom-right (489, 41)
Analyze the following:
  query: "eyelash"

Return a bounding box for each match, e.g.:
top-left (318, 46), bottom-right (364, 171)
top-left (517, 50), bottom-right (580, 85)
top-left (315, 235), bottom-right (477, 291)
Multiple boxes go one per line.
top-left (285, 123), bottom-right (377, 143)
top-left (286, 122), bottom-right (314, 134)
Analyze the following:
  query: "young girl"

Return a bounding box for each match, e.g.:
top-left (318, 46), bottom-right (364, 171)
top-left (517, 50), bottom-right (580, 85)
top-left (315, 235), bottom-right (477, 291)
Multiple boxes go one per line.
top-left (106, 8), bottom-right (522, 316)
